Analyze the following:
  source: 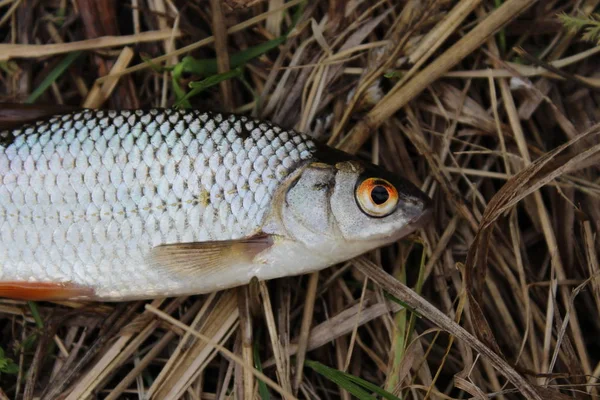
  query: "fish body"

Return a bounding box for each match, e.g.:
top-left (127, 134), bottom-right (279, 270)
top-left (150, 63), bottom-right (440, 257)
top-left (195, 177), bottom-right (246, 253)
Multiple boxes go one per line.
top-left (0, 107), bottom-right (431, 301)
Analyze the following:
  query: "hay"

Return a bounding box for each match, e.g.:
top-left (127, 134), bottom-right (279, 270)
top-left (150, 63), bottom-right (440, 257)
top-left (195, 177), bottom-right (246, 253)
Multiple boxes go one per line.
top-left (1, 1), bottom-right (599, 399)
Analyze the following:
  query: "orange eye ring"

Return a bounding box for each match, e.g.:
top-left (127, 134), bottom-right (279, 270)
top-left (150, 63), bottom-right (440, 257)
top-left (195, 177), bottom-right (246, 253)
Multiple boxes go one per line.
top-left (355, 178), bottom-right (399, 217)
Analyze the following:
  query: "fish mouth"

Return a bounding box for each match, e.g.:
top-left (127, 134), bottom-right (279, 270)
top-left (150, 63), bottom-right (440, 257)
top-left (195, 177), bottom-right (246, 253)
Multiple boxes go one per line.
top-left (380, 204), bottom-right (433, 244)
top-left (409, 205), bottom-right (433, 229)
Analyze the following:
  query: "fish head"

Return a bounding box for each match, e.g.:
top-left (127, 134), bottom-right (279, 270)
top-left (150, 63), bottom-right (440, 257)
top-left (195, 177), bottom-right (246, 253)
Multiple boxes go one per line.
top-left (326, 159), bottom-right (432, 244)
top-left (266, 152), bottom-right (432, 270)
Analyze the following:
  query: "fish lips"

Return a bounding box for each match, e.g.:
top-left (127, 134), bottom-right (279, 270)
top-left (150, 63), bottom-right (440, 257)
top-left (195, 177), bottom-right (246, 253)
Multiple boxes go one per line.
top-left (410, 204), bottom-right (433, 229)
top-left (388, 196), bottom-right (433, 242)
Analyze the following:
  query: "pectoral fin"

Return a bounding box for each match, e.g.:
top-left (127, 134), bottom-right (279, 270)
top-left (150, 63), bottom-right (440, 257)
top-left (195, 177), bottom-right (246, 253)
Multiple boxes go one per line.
top-left (148, 234), bottom-right (274, 277)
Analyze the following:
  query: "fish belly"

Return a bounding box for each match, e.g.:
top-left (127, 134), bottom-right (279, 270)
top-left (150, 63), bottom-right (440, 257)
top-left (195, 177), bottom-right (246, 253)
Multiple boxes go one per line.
top-left (0, 109), bottom-right (315, 299)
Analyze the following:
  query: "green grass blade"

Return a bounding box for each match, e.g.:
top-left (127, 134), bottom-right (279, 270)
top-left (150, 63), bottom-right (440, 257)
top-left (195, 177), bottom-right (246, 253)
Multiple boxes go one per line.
top-left (405, 244), bottom-right (427, 347)
top-left (175, 67), bottom-right (242, 107)
top-left (383, 292), bottom-right (422, 318)
top-left (174, 0), bottom-right (299, 81)
top-left (171, 72), bottom-right (191, 108)
top-left (305, 360), bottom-right (376, 399)
top-left (26, 51), bottom-right (82, 104)
top-left (387, 244), bottom-right (427, 392)
top-left (494, 0), bottom-right (506, 53)
top-left (0, 60), bottom-right (18, 75)
top-left (0, 346), bottom-right (19, 375)
top-left (289, 1), bottom-right (306, 28)
top-left (141, 54), bottom-right (173, 73)
top-left (27, 301), bottom-right (44, 329)
top-left (388, 260), bottom-right (408, 392)
top-left (171, 34), bottom-right (289, 103)
top-left (306, 360), bottom-right (402, 400)
top-left (253, 333), bottom-right (271, 400)
top-left (229, 35), bottom-right (288, 69)
top-left (19, 301), bottom-right (45, 352)
top-left (173, 35), bottom-right (288, 79)
top-left (344, 373), bottom-right (403, 400)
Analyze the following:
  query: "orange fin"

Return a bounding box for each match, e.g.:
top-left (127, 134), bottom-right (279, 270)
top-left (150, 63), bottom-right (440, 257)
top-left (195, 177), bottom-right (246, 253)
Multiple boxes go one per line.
top-left (0, 102), bottom-right (81, 131)
top-left (0, 281), bottom-right (95, 301)
top-left (148, 233), bottom-right (274, 277)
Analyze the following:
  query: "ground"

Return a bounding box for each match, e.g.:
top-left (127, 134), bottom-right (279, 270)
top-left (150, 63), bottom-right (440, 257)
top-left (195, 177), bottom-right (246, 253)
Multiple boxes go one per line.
top-left (1, 0), bottom-right (599, 399)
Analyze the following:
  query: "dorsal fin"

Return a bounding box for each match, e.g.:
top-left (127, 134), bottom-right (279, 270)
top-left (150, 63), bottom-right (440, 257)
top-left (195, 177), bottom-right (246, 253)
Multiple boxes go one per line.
top-left (0, 103), bottom-right (82, 131)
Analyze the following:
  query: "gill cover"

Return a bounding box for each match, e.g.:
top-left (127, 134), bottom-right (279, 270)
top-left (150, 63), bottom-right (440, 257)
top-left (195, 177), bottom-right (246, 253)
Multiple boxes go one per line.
top-left (280, 162), bottom-right (338, 246)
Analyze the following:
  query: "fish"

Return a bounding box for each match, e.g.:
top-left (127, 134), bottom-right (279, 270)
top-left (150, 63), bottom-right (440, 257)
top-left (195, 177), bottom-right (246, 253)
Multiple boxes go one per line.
top-left (0, 104), bottom-right (432, 301)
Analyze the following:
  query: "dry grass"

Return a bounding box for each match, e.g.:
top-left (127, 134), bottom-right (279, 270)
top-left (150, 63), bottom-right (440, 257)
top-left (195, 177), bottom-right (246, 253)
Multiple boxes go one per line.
top-left (1, 0), bottom-right (600, 399)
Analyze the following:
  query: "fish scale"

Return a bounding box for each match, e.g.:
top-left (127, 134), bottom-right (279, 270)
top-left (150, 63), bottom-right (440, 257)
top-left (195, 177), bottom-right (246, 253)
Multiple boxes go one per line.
top-left (0, 108), bottom-right (317, 299)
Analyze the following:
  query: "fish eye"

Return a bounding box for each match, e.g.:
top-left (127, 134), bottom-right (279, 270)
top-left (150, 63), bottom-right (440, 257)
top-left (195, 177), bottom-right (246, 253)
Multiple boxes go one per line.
top-left (356, 178), bottom-right (399, 217)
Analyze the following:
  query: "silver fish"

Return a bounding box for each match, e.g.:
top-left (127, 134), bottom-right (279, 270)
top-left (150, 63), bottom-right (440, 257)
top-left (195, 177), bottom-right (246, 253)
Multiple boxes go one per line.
top-left (0, 106), bottom-right (431, 301)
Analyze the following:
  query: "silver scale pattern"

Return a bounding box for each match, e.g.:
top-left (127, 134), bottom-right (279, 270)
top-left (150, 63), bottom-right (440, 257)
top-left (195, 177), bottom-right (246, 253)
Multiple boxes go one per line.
top-left (0, 108), bottom-right (316, 297)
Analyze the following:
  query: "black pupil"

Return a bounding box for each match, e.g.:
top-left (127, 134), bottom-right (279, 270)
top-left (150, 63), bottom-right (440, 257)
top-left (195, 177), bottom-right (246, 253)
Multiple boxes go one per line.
top-left (371, 186), bottom-right (389, 205)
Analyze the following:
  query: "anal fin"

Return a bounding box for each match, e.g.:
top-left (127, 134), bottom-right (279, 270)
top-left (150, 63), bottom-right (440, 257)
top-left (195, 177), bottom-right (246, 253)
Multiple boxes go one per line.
top-left (148, 233), bottom-right (274, 277)
top-left (0, 281), bottom-right (95, 301)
